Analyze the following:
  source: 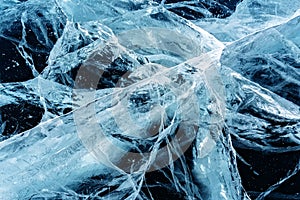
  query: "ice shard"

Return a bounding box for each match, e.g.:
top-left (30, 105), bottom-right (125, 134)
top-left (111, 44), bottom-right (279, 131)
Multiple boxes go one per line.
top-left (221, 14), bottom-right (300, 105)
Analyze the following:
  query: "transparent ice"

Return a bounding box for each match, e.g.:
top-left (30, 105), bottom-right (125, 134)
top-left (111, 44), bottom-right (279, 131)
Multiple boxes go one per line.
top-left (0, 0), bottom-right (300, 199)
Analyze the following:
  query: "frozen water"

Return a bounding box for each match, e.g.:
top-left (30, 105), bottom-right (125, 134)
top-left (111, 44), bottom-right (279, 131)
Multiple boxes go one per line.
top-left (0, 0), bottom-right (300, 199)
top-left (195, 0), bottom-right (300, 42)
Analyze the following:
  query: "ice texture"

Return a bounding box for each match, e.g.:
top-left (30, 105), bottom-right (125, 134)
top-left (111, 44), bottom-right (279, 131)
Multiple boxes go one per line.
top-left (0, 0), bottom-right (300, 200)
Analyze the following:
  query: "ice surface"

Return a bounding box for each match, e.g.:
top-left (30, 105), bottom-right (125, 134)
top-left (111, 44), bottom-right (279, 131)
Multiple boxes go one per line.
top-left (0, 51), bottom-right (246, 199)
top-left (0, 0), bottom-right (300, 200)
top-left (221, 14), bottom-right (300, 105)
top-left (195, 0), bottom-right (300, 42)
